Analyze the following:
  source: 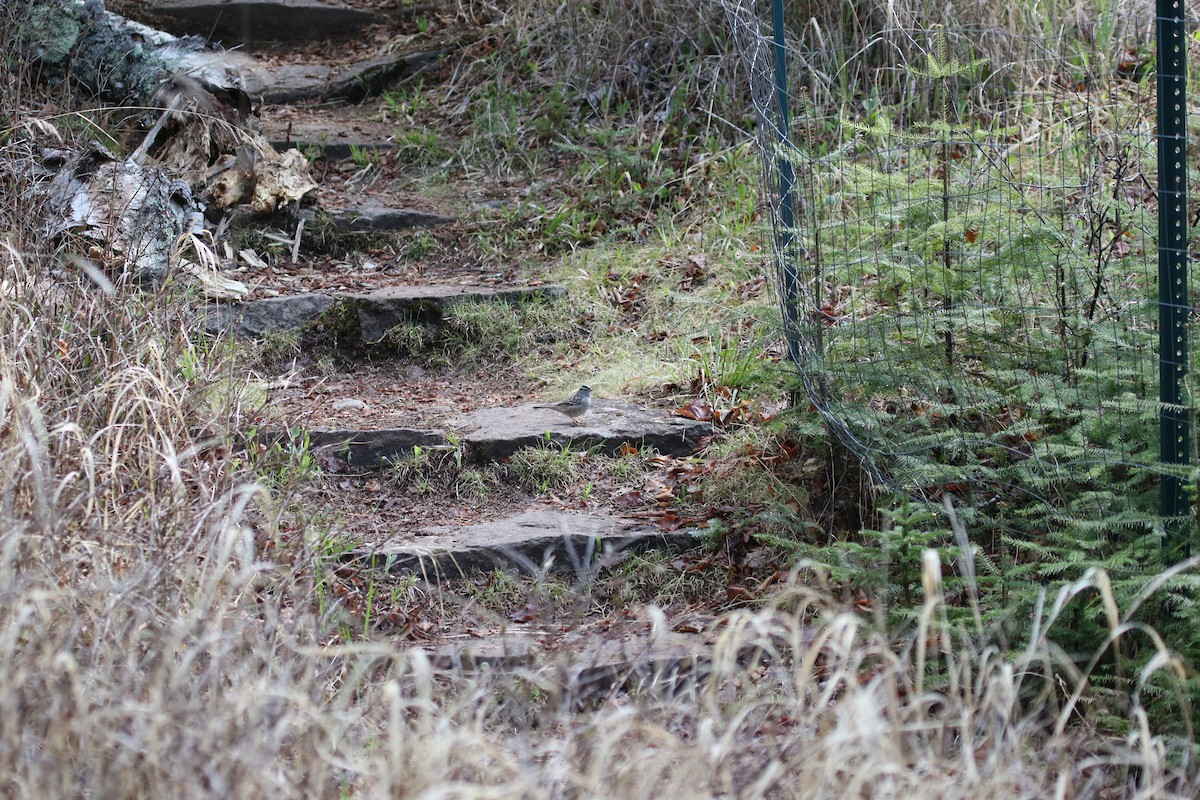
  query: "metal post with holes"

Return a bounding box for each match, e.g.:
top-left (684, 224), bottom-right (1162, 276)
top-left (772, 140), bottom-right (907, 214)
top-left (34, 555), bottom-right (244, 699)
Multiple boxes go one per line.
top-left (770, 0), bottom-right (802, 371)
top-left (1157, 0), bottom-right (1192, 552)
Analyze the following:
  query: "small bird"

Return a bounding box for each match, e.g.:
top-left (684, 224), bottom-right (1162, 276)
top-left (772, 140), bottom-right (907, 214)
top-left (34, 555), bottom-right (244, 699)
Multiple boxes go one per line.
top-left (534, 385), bottom-right (592, 426)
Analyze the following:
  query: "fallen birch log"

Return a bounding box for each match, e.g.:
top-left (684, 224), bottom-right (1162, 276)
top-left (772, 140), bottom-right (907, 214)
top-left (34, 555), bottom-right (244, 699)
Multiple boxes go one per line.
top-left (7, 0), bottom-right (315, 293)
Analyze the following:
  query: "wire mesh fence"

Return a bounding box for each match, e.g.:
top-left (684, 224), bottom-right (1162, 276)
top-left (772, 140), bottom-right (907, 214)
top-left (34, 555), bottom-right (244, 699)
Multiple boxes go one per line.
top-left (725, 0), bottom-right (1196, 557)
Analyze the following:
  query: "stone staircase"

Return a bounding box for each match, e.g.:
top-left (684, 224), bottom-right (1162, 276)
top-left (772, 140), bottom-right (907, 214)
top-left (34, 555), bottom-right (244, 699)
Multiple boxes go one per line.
top-left (143, 0), bottom-right (719, 681)
top-left (206, 283), bottom-right (565, 340)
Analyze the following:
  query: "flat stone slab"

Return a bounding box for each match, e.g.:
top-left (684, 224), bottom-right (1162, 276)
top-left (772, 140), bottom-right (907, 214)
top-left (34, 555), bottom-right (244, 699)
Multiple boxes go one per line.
top-left (152, 0), bottom-right (384, 45)
top-left (204, 292), bottom-right (334, 337)
top-left (455, 398), bottom-right (710, 460)
top-left (270, 140), bottom-right (393, 162)
top-left (353, 284), bottom-right (567, 343)
top-left (422, 625), bottom-right (713, 698)
top-left (251, 428), bottom-right (446, 467)
top-left (242, 63), bottom-right (332, 103)
top-left (305, 428), bottom-right (448, 467)
top-left (226, 205), bottom-right (453, 235)
top-left (330, 205), bottom-right (456, 234)
top-left (244, 47), bottom-right (448, 103)
top-left (320, 51), bottom-right (448, 103)
top-left (204, 281), bottom-right (559, 340)
top-left (424, 633), bottom-right (539, 671)
top-left (359, 510), bottom-right (699, 577)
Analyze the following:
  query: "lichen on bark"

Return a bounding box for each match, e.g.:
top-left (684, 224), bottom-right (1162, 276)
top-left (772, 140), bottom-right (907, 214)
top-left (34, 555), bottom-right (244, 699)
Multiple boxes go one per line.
top-left (15, 0), bottom-right (209, 104)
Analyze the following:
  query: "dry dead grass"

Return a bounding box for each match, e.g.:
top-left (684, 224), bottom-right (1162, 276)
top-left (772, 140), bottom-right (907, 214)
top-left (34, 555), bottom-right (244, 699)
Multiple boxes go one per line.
top-left (501, 0), bottom-right (1169, 127)
top-left (0, 2), bottom-right (1196, 797)
top-left (0, 234), bottom-right (1191, 796)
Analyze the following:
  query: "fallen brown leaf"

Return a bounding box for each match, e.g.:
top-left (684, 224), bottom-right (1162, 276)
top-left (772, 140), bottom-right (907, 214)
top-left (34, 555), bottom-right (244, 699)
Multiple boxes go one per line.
top-left (510, 603), bottom-right (540, 623)
top-left (673, 400), bottom-right (713, 421)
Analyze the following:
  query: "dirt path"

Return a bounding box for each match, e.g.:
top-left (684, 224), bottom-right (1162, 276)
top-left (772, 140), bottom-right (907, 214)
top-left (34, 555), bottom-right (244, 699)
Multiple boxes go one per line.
top-left (138, 0), bottom-right (743, 673)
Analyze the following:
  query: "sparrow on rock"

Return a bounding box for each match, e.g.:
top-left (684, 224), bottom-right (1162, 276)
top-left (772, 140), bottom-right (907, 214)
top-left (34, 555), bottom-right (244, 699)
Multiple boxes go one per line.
top-left (534, 385), bottom-right (592, 426)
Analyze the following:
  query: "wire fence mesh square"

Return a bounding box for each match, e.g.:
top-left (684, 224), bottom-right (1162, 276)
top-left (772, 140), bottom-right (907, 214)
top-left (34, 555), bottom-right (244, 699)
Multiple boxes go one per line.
top-left (725, 0), bottom-right (1192, 552)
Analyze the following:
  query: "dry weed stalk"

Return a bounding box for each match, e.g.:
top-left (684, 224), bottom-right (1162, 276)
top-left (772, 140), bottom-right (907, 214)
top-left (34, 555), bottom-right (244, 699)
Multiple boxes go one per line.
top-left (0, 3), bottom-right (1194, 797)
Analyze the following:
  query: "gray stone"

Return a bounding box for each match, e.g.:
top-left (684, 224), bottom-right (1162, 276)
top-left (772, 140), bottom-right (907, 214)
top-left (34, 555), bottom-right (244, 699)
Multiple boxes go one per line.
top-left (359, 510), bottom-right (699, 578)
top-left (205, 282), bottom-right (564, 342)
top-left (204, 293), bottom-right (335, 337)
top-left (330, 398), bottom-right (368, 412)
top-left (270, 140), bottom-right (392, 162)
top-left (552, 629), bottom-right (714, 701)
top-left (352, 284), bottom-right (567, 343)
top-left (243, 48), bottom-right (447, 104)
top-left (421, 626), bottom-right (713, 700)
top-left (305, 428), bottom-right (448, 467)
top-left (322, 50), bottom-right (447, 103)
top-left (423, 634), bottom-right (538, 671)
top-left (224, 206), bottom-right (298, 231)
top-left (242, 63), bottom-right (332, 104)
top-left (151, 0), bottom-right (383, 45)
top-left (225, 206), bottom-right (452, 236)
top-left (330, 205), bottom-right (455, 234)
top-left (455, 398), bottom-right (710, 460)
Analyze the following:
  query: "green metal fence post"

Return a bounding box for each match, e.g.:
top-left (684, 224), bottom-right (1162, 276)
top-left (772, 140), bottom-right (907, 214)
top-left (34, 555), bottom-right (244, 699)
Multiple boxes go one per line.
top-left (770, 0), bottom-right (802, 372)
top-left (1156, 0), bottom-right (1192, 552)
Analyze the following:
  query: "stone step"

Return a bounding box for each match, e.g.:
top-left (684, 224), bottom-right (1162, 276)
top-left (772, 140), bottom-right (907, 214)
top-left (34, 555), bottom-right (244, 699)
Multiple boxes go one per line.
top-left (204, 283), bottom-right (566, 340)
top-left (264, 394), bottom-right (708, 469)
top-left (239, 32), bottom-right (467, 102)
top-left (328, 206), bottom-right (456, 235)
top-left (452, 398), bottom-right (709, 460)
top-left (305, 428), bottom-right (448, 468)
top-left (206, 292), bottom-right (334, 338)
top-left (248, 50), bottom-right (447, 104)
top-left (350, 510), bottom-right (700, 578)
top-left (354, 284), bottom-right (567, 343)
top-left (259, 97), bottom-right (398, 159)
top-left (259, 100), bottom-right (401, 161)
top-left (226, 205), bottom-right (455, 237)
top-left (271, 140), bottom-right (393, 162)
top-left (150, 0), bottom-right (384, 45)
top-left (421, 624), bottom-right (715, 700)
